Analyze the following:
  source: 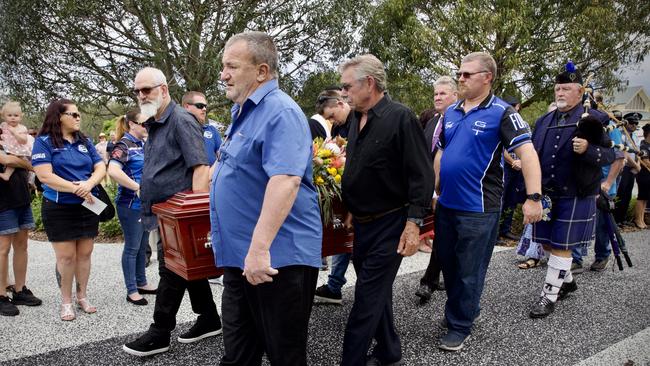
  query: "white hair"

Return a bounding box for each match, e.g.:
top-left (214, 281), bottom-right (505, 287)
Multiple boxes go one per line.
top-left (434, 76), bottom-right (458, 92)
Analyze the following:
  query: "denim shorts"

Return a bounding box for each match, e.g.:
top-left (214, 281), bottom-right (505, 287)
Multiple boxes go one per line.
top-left (0, 205), bottom-right (35, 235)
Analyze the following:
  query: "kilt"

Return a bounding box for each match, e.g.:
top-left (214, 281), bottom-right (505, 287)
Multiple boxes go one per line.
top-left (532, 195), bottom-right (597, 250)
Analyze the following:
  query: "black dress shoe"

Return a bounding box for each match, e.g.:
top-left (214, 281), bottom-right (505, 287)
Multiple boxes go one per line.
top-left (137, 287), bottom-right (157, 295)
top-left (127, 296), bottom-right (148, 306)
top-left (529, 296), bottom-right (555, 318)
top-left (415, 284), bottom-right (433, 302)
top-left (557, 280), bottom-right (577, 301)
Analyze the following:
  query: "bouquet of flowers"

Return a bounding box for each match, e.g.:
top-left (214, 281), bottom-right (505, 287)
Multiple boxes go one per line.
top-left (312, 136), bottom-right (347, 225)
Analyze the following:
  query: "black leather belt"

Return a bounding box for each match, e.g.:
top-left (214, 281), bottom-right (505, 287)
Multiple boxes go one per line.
top-left (353, 204), bottom-right (407, 224)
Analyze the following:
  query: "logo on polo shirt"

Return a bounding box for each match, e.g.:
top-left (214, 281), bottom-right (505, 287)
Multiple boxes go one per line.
top-left (472, 120), bottom-right (486, 135)
top-left (78, 145), bottom-right (88, 153)
top-left (445, 122), bottom-right (454, 129)
top-left (32, 153), bottom-right (46, 160)
top-left (204, 131), bottom-right (213, 139)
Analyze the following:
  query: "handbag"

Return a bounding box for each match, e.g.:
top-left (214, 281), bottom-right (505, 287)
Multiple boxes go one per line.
top-left (96, 184), bottom-right (116, 222)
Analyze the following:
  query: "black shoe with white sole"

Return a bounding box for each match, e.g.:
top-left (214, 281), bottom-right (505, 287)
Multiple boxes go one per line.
top-left (123, 331), bottom-right (170, 357)
top-left (177, 321), bottom-right (222, 344)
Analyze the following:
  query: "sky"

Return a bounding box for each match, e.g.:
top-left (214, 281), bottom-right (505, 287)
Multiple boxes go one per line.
top-left (619, 56), bottom-right (650, 93)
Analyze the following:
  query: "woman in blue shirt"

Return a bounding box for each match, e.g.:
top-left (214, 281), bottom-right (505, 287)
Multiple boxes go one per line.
top-left (32, 99), bottom-right (106, 321)
top-left (107, 109), bottom-right (156, 305)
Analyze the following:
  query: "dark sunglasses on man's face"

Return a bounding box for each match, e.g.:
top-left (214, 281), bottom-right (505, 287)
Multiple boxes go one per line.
top-left (192, 103), bottom-right (208, 110)
top-left (62, 112), bottom-right (81, 119)
top-left (455, 70), bottom-right (489, 79)
top-left (132, 84), bottom-right (162, 96)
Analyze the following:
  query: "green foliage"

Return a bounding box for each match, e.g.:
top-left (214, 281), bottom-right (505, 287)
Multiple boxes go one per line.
top-left (520, 101), bottom-right (552, 130)
top-left (294, 70), bottom-right (341, 117)
top-left (30, 194), bottom-right (44, 231)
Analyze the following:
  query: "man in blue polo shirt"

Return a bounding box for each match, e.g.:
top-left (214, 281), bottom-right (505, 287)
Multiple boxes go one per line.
top-left (182, 91), bottom-right (222, 165)
top-left (435, 52), bottom-right (543, 351)
top-left (211, 31), bottom-right (322, 366)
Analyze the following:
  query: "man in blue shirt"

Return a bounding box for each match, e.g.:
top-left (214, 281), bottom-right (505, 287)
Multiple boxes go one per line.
top-left (435, 52), bottom-right (543, 351)
top-left (182, 91), bottom-right (222, 166)
top-left (571, 119), bottom-right (624, 272)
top-left (211, 31), bottom-right (322, 366)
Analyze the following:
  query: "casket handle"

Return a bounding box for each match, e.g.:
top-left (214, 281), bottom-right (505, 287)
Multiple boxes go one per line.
top-left (204, 238), bottom-right (212, 249)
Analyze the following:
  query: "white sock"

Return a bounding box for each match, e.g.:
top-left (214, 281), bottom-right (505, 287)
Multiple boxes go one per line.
top-left (541, 255), bottom-right (573, 302)
top-left (563, 266), bottom-right (574, 283)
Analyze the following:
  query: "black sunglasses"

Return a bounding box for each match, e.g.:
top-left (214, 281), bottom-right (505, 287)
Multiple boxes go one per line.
top-left (455, 70), bottom-right (489, 79)
top-left (132, 84), bottom-right (163, 96)
top-left (192, 103), bottom-right (208, 110)
top-left (62, 112), bottom-right (81, 119)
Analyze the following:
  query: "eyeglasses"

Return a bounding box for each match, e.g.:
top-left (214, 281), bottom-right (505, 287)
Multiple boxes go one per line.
top-left (132, 84), bottom-right (163, 96)
top-left (62, 112), bottom-right (81, 119)
top-left (192, 103), bottom-right (208, 110)
top-left (455, 70), bottom-right (489, 79)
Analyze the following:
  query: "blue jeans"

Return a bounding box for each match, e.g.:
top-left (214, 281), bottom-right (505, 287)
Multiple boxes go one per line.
top-left (327, 253), bottom-right (351, 295)
top-left (117, 205), bottom-right (149, 295)
top-left (572, 208), bottom-right (611, 265)
top-left (436, 204), bottom-right (499, 338)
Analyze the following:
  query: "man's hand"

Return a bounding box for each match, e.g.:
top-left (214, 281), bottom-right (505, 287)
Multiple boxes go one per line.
top-left (600, 182), bottom-right (611, 194)
top-left (572, 137), bottom-right (588, 155)
top-left (243, 248), bottom-right (278, 285)
top-left (511, 160), bottom-right (522, 171)
top-left (522, 199), bottom-right (543, 225)
top-left (397, 221), bottom-right (420, 257)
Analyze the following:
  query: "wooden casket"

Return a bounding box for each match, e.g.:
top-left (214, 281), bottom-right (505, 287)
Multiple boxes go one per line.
top-left (152, 191), bottom-right (357, 281)
top-left (152, 191), bottom-right (222, 281)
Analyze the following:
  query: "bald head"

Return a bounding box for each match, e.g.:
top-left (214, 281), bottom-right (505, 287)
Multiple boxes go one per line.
top-left (135, 67), bottom-right (167, 86)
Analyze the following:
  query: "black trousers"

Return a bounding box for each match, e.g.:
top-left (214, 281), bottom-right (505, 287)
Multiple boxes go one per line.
top-left (419, 236), bottom-right (441, 289)
top-left (220, 265), bottom-right (318, 366)
top-left (614, 166), bottom-right (636, 223)
top-left (341, 209), bottom-right (405, 366)
top-left (149, 236), bottom-right (220, 337)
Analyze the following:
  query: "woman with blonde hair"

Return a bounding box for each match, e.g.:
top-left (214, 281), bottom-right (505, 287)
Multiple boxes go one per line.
top-left (108, 109), bottom-right (156, 305)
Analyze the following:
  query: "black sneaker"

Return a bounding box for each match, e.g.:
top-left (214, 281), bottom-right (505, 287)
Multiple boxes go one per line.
top-left (415, 284), bottom-right (433, 302)
top-left (438, 332), bottom-right (470, 352)
top-left (11, 286), bottom-right (43, 306)
top-left (123, 332), bottom-right (170, 357)
top-left (366, 356), bottom-right (404, 365)
top-left (177, 321), bottom-right (222, 344)
top-left (571, 262), bottom-right (584, 275)
top-left (557, 280), bottom-right (578, 301)
top-left (314, 284), bottom-right (343, 305)
top-left (590, 257), bottom-right (610, 272)
top-left (0, 296), bottom-right (19, 316)
top-left (529, 296), bottom-right (555, 318)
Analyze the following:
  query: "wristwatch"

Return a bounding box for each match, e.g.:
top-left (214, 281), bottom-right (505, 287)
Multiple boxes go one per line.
top-left (526, 193), bottom-right (542, 202)
top-left (407, 217), bottom-right (424, 227)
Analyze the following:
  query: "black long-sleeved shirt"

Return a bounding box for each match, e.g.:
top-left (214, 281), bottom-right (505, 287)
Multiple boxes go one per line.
top-left (342, 95), bottom-right (434, 218)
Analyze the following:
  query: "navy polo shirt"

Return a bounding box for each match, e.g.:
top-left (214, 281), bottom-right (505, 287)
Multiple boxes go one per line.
top-left (109, 133), bottom-right (145, 210)
top-left (32, 136), bottom-right (104, 204)
top-left (202, 124), bottom-right (222, 165)
top-left (437, 94), bottom-right (531, 212)
top-left (210, 79), bottom-right (322, 270)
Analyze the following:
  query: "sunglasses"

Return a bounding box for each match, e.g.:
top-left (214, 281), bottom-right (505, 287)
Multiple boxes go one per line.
top-left (455, 70), bottom-right (489, 79)
top-left (192, 103), bottom-right (208, 110)
top-left (62, 112), bottom-right (81, 119)
top-left (132, 84), bottom-right (162, 96)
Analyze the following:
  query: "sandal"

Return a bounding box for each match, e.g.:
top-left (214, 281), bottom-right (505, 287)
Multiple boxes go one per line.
top-left (518, 258), bottom-right (540, 269)
top-left (76, 298), bottom-right (97, 314)
top-left (60, 303), bottom-right (76, 321)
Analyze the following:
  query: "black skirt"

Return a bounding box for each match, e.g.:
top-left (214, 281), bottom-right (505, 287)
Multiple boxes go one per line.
top-left (42, 198), bottom-right (99, 242)
top-left (637, 169), bottom-right (650, 201)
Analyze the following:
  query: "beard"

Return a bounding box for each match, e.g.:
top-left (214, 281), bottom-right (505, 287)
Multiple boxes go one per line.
top-left (139, 93), bottom-right (163, 119)
top-left (555, 100), bottom-right (568, 110)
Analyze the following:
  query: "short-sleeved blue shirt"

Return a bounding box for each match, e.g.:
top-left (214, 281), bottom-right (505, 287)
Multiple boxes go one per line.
top-left (109, 133), bottom-right (145, 210)
top-left (32, 135), bottom-right (103, 204)
top-left (202, 124), bottom-right (222, 166)
top-left (437, 94), bottom-right (532, 212)
top-left (210, 79), bottom-right (322, 270)
top-left (602, 122), bottom-right (624, 196)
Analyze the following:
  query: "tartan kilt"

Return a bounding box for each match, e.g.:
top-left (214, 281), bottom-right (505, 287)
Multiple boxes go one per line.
top-left (532, 195), bottom-right (597, 250)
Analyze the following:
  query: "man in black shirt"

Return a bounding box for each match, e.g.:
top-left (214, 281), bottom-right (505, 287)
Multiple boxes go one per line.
top-left (338, 54), bottom-right (433, 366)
